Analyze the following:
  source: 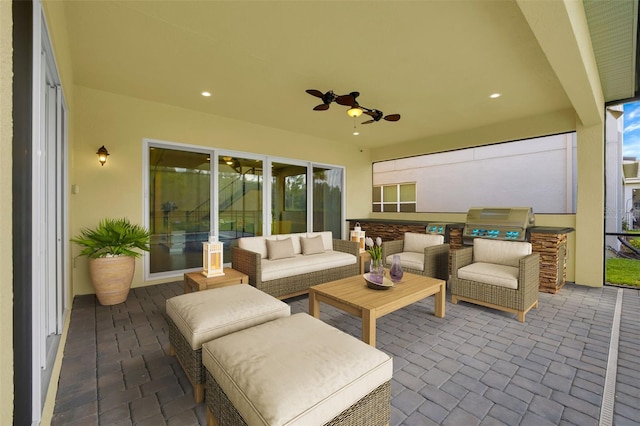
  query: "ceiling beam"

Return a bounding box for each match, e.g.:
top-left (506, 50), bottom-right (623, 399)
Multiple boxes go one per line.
top-left (517, 0), bottom-right (604, 127)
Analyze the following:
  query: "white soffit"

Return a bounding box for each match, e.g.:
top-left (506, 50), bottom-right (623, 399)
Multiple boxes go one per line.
top-left (584, 0), bottom-right (638, 102)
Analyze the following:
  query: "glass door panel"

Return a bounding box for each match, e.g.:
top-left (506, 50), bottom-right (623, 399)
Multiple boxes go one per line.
top-left (149, 147), bottom-right (211, 274)
top-left (271, 162), bottom-right (307, 234)
top-left (313, 166), bottom-right (343, 238)
top-left (218, 155), bottom-right (263, 262)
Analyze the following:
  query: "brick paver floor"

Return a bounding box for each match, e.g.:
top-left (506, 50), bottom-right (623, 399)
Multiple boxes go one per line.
top-left (50, 281), bottom-right (640, 425)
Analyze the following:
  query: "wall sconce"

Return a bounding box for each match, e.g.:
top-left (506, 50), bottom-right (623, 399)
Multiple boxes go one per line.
top-left (97, 146), bottom-right (109, 166)
top-left (202, 233), bottom-right (225, 277)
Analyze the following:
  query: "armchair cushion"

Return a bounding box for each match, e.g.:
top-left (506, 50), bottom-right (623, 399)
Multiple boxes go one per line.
top-left (403, 233), bottom-right (444, 253)
top-left (385, 252), bottom-right (424, 271)
top-left (457, 262), bottom-right (519, 289)
top-left (473, 238), bottom-right (532, 267)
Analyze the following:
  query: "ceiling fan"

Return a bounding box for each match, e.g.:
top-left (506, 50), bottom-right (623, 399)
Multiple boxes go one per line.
top-left (305, 89), bottom-right (337, 111)
top-left (306, 89), bottom-right (401, 124)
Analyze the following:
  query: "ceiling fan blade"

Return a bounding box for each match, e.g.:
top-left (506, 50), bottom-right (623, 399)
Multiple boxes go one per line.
top-left (313, 104), bottom-right (330, 111)
top-left (306, 89), bottom-right (325, 98)
top-left (361, 120), bottom-right (375, 124)
top-left (384, 114), bottom-right (401, 122)
top-left (336, 94), bottom-right (355, 106)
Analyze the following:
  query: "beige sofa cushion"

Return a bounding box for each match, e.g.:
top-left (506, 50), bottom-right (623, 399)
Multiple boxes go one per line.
top-left (261, 251), bottom-right (355, 282)
top-left (166, 285), bottom-right (290, 350)
top-left (306, 231), bottom-right (333, 250)
top-left (277, 232), bottom-right (305, 254)
top-left (300, 235), bottom-right (325, 255)
top-left (266, 238), bottom-right (295, 260)
top-left (202, 313), bottom-right (392, 426)
top-left (473, 238), bottom-right (532, 267)
top-left (458, 262), bottom-right (519, 289)
top-left (238, 231), bottom-right (334, 259)
top-left (238, 235), bottom-right (277, 259)
top-left (403, 233), bottom-right (444, 253)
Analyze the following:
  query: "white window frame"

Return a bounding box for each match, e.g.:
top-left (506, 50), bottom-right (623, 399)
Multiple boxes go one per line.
top-left (373, 183), bottom-right (417, 212)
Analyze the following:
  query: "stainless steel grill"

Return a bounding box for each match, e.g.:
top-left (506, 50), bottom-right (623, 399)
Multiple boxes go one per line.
top-left (462, 207), bottom-right (535, 245)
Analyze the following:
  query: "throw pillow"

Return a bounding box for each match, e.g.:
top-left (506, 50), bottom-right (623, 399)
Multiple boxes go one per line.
top-left (266, 238), bottom-right (295, 260)
top-left (300, 235), bottom-right (325, 255)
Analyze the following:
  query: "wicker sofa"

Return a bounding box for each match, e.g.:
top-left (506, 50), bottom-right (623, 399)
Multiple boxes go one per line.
top-left (450, 238), bottom-right (539, 322)
top-left (232, 231), bottom-right (360, 299)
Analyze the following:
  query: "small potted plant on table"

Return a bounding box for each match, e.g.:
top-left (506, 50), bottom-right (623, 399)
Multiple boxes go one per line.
top-left (71, 218), bottom-right (151, 305)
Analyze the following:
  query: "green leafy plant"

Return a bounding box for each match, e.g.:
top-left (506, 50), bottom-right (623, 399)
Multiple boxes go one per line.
top-left (71, 218), bottom-right (151, 259)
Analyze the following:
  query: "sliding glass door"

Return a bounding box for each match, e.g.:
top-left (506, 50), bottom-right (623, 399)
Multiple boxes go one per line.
top-left (271, 161), bottom-right (307, 234)
top-left (218, 154), bottom-right (263, 262)
top-left (145, 142), bottom-right (344, 278)
top-left (313, 166), bottom-right (343, 238)
top-left (148, 146), bottom-right (211, 274)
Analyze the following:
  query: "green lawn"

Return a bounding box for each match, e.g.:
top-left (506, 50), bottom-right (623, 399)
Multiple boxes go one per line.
top-left (606, 257), bottom-right (640, 287)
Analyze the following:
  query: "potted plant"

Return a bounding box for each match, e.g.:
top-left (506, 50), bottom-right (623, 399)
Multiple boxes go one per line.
top-left (71, 218), bottom-right (151, 305)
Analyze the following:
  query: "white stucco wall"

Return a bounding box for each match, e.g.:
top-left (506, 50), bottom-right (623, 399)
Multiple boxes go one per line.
top-left (373, 133), bottom-right (576, 213)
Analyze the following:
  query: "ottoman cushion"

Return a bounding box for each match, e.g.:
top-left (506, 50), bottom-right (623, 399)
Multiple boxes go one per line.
top-left (166, 285), bottom-right (290, 350)
top-left (202, 313), bottom-right (393, 426)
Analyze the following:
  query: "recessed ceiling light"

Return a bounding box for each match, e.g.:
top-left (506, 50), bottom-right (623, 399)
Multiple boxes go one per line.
top-left (489, 93), bottom-right (501, 99)
top-left (201, 91), bottom-right (212, 97)
top-left (352, 131), bottom-right (360, 136)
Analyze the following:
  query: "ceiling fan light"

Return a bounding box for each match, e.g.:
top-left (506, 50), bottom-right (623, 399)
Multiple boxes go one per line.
top-left (347, 107), bottom-right (363, 118)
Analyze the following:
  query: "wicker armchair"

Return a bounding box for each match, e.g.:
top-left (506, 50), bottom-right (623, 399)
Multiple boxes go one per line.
top-left (381, 233), bottom-right (450, 280)
top-left (450, 238), bottom-right (539, 322)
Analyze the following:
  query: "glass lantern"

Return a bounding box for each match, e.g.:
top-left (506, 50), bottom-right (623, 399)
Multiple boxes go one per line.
top-left (202, 233), bottom-right (225, 277)
top-left (350, 222), bottom-right (366, 251)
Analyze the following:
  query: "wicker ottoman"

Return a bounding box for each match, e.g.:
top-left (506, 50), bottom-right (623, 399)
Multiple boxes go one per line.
top-left (166, 285), bottom-right (290, 403)
top-left (202, 313), bottom-right (393, 426)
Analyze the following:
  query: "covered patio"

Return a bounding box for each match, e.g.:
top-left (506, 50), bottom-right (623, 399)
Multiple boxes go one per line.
top-left (49, 282), bottom-right (639, 425)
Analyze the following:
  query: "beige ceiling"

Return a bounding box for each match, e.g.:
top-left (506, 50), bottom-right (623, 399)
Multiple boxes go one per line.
top-left (57, 0), bottom-right (637, 149)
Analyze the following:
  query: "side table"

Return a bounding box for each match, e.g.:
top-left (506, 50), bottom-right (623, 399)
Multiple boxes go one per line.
top-left (183, 268), bottom-right (249, 293)
top-left (359, 251), bottom-right (371, 275)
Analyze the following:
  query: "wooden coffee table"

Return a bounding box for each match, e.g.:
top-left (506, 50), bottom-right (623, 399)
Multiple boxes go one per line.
top-left (309, 272), bottom-right (445, 347)
top-left (183, 268), bottom-right (249, 293)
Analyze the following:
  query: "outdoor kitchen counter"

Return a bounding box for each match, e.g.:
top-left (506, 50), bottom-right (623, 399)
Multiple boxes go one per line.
top-left (346, 219), bottom-right (464, 245)
top-left (529, 226), bottom-right (574, 234)
top-left (529, 227), bottom-right (574, 294)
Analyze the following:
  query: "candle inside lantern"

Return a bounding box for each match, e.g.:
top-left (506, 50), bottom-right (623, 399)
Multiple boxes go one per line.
top-left (202, 237), bottom-right (225, 277)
